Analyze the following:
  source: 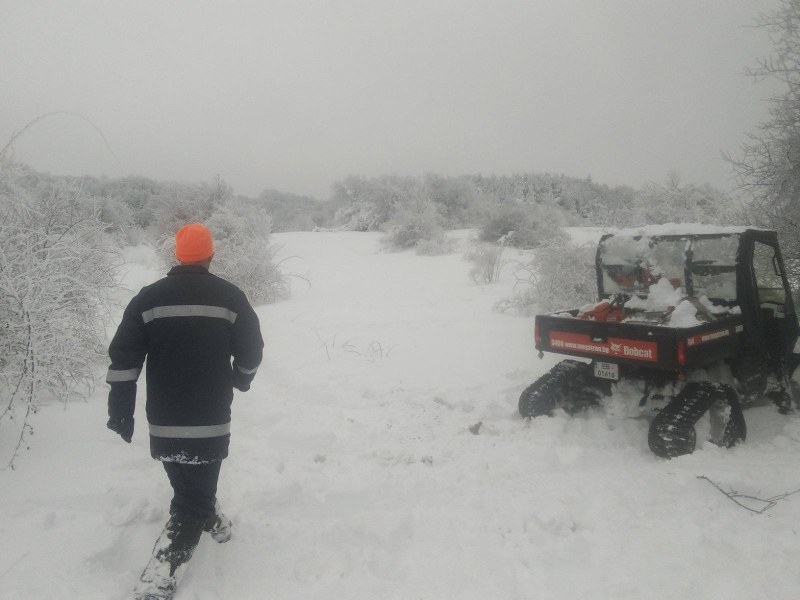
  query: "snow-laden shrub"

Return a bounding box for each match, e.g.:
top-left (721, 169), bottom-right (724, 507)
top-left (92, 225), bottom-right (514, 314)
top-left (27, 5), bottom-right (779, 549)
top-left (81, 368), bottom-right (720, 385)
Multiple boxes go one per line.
top-left (479, 203), bottom-right (568, 248)
top-left (332, 175), bottom-right (406, 231)
top-left (149, 177), bottom-right (231, 240)
top-left (384, 195), bottom-right (451, 254)
top-left (498, 236), bottom-right (596, 314)
top-left (257, 189), bottom-right (335, 231)
top-left (0, 161), bottom-right (119, 467)
top-left (465, 242), bottom-right (507, 284)
top-left (94, 193), bottom-right (135, 233)
top-left (158, 204), bottom-right (288, 305)
top-left (208, 207), bottom-right (289, 304)
top-left (479, 205), bottom-right (529, 244)
top-left (334, 198), bottom-right (385, 232)
top-left (423, 173), bottom-right (480, 228)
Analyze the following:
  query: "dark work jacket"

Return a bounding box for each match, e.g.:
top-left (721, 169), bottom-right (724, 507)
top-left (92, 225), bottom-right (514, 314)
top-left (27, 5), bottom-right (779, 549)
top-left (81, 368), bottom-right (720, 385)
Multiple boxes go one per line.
top-left (107, 265), bottom-right (264, 463)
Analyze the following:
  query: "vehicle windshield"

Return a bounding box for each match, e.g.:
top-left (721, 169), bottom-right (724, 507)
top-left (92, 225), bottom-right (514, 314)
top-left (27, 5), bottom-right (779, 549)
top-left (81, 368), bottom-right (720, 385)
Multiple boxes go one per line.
top-left (598, 234), bottom-right (739, 303)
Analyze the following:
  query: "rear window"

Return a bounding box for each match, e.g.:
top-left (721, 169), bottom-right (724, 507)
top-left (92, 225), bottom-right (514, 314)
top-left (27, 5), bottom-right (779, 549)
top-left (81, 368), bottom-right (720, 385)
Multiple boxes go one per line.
top-left (599, 234), bottom-right (739, 303)
top-left (599, 237), bottom-right (686, 296)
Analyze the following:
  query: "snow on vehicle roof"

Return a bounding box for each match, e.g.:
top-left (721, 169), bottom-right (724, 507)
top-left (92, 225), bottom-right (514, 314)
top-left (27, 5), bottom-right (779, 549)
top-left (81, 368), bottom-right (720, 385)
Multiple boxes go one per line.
top-left (606, 223), bottom-right (766, 237)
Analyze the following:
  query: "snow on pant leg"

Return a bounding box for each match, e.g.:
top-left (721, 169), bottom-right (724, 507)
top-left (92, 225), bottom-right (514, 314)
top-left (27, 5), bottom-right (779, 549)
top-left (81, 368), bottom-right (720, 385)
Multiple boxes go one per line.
top-left (162, 460), bottom-right (222, 520)
top-left (159, 513), bottom-right (205, 576)
top-left (136, 513), bottom-right (206, 597)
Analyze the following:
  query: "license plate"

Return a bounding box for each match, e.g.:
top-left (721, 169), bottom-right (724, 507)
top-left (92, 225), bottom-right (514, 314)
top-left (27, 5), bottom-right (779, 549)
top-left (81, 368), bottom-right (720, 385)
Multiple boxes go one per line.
top-left (594, 361), bottom-right (619, 381)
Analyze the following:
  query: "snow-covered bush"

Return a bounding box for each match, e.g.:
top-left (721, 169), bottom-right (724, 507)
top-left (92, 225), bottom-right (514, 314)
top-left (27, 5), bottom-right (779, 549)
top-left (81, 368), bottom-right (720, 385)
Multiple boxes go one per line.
top-left (479, 203), bottom-right (568, 248)
top-left (479, 205), bottom-right (528, 244)
top-left (207, 206), bottom-right (289, 304)
top-left (498, 237), bottom-right (596, 314)
top-left (384, 195), bottom-right (451, 254)
top-left (158, 204), bottom-right (288, 305)
top-left (423, 173), bottom-right (480, 228)
top-left (465, 242), bottom-right (507, 284)
top-left (332, 175), bottom-right (406, 231)
top-left (149, 177), bottom-right (229, 240)
top-left (0, 160), bottom-right (119, 467)
top-left (334, 198), bottom-right (385, 232)
top-left (256, 189), bottom-right (335, 231)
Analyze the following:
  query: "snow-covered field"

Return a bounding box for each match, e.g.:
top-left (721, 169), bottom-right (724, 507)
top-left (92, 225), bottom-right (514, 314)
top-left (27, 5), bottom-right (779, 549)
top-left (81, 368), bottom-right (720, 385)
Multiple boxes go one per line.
top-left (3, 229), bottom-right (800, 600)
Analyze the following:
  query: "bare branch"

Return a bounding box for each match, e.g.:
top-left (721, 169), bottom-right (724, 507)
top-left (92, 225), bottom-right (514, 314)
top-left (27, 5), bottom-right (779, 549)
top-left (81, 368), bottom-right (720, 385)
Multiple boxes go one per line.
top-left (0, 111), bottom-right (114, 160)
top-left (697, 475), bottom-right (800, 514)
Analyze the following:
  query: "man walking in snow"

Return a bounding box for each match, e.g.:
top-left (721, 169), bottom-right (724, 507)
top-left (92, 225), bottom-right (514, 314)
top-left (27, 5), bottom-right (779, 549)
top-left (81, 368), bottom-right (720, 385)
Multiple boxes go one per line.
top-left (106, 223), bottom-right (264, 600)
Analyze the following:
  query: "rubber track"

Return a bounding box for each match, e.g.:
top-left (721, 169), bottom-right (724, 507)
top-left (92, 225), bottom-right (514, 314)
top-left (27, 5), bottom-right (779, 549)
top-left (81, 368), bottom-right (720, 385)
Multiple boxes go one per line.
top-left (648, 381), bottom-right (745, 458)
top-left (519, 360), bottom-right (597, 418)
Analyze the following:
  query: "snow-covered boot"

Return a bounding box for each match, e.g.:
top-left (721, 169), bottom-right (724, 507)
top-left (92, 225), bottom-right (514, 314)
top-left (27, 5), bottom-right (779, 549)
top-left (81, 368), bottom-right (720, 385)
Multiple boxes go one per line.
top-left (134, 513), bottom-right (205, 600)
top-left (203, 501), bottom-right (232, 543)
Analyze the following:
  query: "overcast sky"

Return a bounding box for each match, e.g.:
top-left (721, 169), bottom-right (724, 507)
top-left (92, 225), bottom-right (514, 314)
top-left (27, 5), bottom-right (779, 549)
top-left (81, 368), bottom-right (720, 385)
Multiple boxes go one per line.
top-left (0, 0), bottom-right (781, 199)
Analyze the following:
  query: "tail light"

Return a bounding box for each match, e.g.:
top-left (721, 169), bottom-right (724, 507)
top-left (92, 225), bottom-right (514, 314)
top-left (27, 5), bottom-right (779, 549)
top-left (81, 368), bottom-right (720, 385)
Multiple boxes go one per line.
top-left (677, 339), bottom-right (686, 367)
top-left (534, 321), bottom-right (541, 347)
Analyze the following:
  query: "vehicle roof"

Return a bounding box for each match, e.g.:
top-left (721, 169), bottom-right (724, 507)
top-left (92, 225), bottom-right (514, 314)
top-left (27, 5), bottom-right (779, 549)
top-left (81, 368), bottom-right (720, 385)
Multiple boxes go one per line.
top-left (603, 224), bottom-right (773, 238)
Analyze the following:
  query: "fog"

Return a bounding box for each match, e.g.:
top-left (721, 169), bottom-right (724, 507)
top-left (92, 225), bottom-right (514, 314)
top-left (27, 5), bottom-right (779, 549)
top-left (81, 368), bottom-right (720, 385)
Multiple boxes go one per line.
top-left (0, 0), bottom-right (780, 198)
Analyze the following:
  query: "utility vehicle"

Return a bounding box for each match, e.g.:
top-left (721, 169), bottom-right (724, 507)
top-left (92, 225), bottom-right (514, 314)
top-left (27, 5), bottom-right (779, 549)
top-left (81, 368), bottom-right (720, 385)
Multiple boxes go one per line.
top-left (519, 225), bottom-right (800, 457)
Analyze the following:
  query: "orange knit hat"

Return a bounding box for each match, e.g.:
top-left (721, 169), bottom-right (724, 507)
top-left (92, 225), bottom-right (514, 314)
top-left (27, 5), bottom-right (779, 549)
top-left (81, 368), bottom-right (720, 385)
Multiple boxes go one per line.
top-left (175, 223), bottom-right (214, 262)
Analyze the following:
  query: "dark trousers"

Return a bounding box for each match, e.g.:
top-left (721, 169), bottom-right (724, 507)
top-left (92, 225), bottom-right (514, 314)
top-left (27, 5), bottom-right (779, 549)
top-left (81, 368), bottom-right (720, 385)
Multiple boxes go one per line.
top-left (162, 460), bottom-right (222, 520)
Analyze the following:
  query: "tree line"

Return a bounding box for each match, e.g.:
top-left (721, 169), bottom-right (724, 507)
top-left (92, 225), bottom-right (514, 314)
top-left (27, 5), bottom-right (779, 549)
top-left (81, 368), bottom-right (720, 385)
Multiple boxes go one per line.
top-left (5, 161), bottom-right (748, 247)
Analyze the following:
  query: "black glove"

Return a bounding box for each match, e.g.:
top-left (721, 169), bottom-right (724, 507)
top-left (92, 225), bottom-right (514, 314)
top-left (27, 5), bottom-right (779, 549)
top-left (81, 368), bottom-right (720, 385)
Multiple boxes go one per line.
top-left (232, 365), bottom-right (253, 392)
top-left (107, 415), bottom-right (134, 443)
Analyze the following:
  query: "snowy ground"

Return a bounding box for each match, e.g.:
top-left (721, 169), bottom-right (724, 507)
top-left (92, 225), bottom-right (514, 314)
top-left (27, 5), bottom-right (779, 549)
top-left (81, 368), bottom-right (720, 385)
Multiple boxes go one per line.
top-left (3, 229), bottom-right (800, 600)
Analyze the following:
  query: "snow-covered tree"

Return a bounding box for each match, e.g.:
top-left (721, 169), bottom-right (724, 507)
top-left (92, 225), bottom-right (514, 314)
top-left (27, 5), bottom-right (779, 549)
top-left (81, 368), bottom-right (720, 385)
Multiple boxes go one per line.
top-left (0, 158), bottom-right (119, 467)
top-left (728, 0), bottom-right (800, 294)
top-left (640, 171), bottom-right (743, 225)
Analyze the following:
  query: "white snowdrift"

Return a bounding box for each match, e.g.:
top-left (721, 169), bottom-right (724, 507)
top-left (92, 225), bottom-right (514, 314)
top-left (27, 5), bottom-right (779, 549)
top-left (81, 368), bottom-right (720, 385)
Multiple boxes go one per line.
top-left (1, 230), bottom-right (800, 600)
